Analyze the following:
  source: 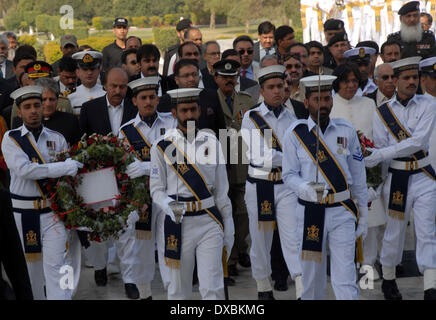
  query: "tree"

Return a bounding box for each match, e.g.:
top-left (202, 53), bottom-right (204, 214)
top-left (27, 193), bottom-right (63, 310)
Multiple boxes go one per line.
top-left (204, 0), bottom-right (229, 30)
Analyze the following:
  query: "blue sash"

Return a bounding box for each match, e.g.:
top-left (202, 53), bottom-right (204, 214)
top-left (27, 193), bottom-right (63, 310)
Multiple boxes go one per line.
top-left (293, 124), bottom-right (362, 263)
top-left (248, 111), bottom-right (283, 231)
top-left (121, 123), bottom-right (153, 239)
top-left (156, 138), bottom-right (223, 269)
top-left (377, 103), bottom-right (436, 220)
top-left (8, 130), bottom-right (49, 262)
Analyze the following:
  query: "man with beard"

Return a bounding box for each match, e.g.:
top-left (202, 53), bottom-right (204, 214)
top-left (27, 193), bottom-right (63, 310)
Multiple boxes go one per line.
top-left (214, 59), bottom-right (255, 283)
top-left (365, 56), bottom-right (436, 300)
top-left (387, 1), bottom-right (436, 59)
top-left (344, 47), bottom-right (378, 96)
top-left (282, 74), bottom-right (368, 300)
top-left (150, 88), bottom-right (235, 300)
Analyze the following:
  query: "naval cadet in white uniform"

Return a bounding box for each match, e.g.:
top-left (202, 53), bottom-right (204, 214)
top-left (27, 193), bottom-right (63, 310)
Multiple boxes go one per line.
top-left (365, 56), bottom-right (436, 300)
top-left (241, 65), bottom-right (303, 300)
top-left (118, 77), bottom-right (176, 299)
top-left (150, 88), bottom-right (234, 300)
top-left (68, 51), bottom-right (106, 116)
top-left (1, 86), bottom-right (82, 299)
top-left (282, 75), bottom-right (368, 300)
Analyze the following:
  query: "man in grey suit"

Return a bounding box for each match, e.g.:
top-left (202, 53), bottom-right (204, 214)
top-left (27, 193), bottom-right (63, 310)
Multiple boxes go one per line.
top-left (253, 21), bottom-right (276, 63)
top-left (0, 35), bottom-right (14, 79)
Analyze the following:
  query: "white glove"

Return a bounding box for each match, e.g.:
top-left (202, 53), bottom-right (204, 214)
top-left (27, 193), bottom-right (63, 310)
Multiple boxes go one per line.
top-left (364, 148), bottom-right (384, 168)
top-left (166, 206), bottom-right (185, 223)
top-left (223, 215), bottom-right (235, 260)
top-left (367, 187), bottom-right (378, 202)
top-left (297, 181), bottom-right (328, 202)
top-left (126, 159), bottom-right (149, 179)
top-left (355, 220), bottom-right (368, 240)
top-left (126, 210), bottom-right (140, 226)
top-left (47, 158), bottom-right (80, 178)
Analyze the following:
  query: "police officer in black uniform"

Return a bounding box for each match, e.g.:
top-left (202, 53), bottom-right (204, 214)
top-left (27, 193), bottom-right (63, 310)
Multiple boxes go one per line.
top-left (387, 1), bottom-right (436, 59)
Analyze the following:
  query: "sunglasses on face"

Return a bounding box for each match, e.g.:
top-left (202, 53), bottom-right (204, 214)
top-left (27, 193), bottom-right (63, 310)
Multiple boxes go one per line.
top-left (381, 74), bottom-right (394, 80)
top-left (238, 49), bottom-right (254, 55)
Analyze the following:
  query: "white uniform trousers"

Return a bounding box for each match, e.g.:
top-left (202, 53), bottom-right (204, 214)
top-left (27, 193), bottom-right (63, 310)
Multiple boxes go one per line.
top-left (363, 225), bottom-right (384, 265)
top-left (273, 187), bottom-right (302, 280)
top-left (380, 172), bottom-right (436, 274)
top-left (245, 181), bottom-right (275, 289)
top-left (128, 205), bottom-right (159, 291)
top-left (156, 208), bottom-right (170, 290)
top-left (64, 230), bottom-right (82, 297)
top-left (296, 204), bottom-right (359, 300)
top-left (167, 214), bottom-right (224, 300)
top-left (302, 7), bottom-right (321, 43)
top-left (13, 211), bottom-right (72, 300)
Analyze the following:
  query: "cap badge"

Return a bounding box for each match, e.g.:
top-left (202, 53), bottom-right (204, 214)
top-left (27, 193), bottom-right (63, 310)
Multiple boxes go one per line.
top-left (83, 54), bottom-right (94, 63)
top-left (358, 48), bottom-right (365, 58)
top-left (433, 63), bottom-right (436, 71)
top-left (225, 63), bottom-right (231, 70)
top-left (33, 64), bottom-right (41, 71)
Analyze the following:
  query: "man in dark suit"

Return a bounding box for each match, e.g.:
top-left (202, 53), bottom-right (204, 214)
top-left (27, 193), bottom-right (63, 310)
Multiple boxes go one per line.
top-left (162, 19), bottom-right (192, 77)
top-left (79, 68), bottom-right (137, 288)
top-left (80, 68), bottom-right (136, 137)
top-left (157, 59), bottom-right (225, 136)
top-left (253, 21), bottom-right (276, 63)
top-left (365, 63), bottom-right (395, 107)
top-left (0, 189), bottom-right (33, 300)
top-left (201, 40), bottom-right (221, 90)
top-left (130, 44), bottom-right (175, 95)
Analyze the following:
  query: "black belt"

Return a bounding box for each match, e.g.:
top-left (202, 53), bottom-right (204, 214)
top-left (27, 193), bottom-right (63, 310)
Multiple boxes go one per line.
top-left (298, 198), bottom-right (344, 208)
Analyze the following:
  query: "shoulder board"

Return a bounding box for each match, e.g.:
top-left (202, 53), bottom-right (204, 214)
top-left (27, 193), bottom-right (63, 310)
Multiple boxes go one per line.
top-left (120, 119), bottom-right (135, 131)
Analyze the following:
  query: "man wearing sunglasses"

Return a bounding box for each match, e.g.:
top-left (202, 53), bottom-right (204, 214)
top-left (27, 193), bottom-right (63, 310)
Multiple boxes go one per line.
top-left (366, 63), bottom-right (396, 107)
top-left (233, 36), bottom-right (259, 82)
top-left (121, 48), bottom-right (140, 79)
top-left (283, 54), bottom-right (305, 103)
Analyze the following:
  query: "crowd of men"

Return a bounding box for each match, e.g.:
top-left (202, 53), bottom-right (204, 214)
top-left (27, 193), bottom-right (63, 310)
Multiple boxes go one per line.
top-left (1, 0), bottom-right (436, 301)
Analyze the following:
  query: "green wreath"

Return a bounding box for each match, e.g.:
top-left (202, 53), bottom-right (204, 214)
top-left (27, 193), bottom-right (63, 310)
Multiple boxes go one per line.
top-left (45, 133), bottom-right (150, 242)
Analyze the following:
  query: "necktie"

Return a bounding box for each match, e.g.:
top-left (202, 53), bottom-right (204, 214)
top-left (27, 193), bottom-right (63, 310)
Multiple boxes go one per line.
top-left (241, 69), bottom-right (247, 78)
top-left (265, 48), bottom-right (270, 56)
top-left (273, 105), bottom-right (282, 118)
top-left (0, 68), bottom-right (3, 79)
top-left (226, 97), bottom-right (233, 114)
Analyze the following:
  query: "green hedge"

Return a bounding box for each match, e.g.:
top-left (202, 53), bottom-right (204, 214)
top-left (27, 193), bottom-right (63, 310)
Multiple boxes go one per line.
top-left (152, 27), bottom-right (178, 53)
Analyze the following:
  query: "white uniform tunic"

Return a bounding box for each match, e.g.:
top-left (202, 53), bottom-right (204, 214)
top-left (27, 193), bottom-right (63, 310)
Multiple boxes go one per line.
top-left (241, 102), bottom-right (301, 292)
top-left (282, 116), bottom-right (368, 300)
top-left (1, 126), bottom-right (73, 300)
top-left (150, 128), bottom-right (234, 300)
top-left (68, 84), bottom-right (106, 116)
top-left (117, 112), bottom-right (176, 296)
top-left (372, 94), bottom-right (436, 281)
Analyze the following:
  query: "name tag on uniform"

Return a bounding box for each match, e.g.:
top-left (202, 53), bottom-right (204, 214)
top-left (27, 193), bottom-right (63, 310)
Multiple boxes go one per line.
top-left (160, 128), bottom-right (166, 136)
top-left (336, 137), bottom-right (347, 155)
top-left (46, 141), bottom-right (56, 150)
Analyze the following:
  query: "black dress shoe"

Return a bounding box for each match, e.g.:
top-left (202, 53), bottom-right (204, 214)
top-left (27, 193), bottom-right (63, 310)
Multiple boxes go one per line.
top-left (141, 296), bottom-right (153, 300)
top-left (424, 288), bottom-right (436, 300)
top-left (381, 279), bottom-right (402, 300)
top-left (238, 253), bottom-right (251, 268)
top-left (258, 291), bottom-right (275, 300)
top-left (224, 277), bottom-right (235, 286)
top-left (94, 268), bottom-right (107, 287)
top-left (228, 264), bottom-right (239, 276)
top-left (274, 278), bottom-right (288, 291)
top-left (124, 283), bottom-right (140, 299)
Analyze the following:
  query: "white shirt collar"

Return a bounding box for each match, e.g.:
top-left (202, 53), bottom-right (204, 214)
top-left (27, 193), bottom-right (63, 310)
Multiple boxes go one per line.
top-left (106, 95), bottom-right (124, 108)
top-left (133, 111), bottom-right (167, 127)
top-left (307, 115), bottom-right (337, 132)
top-left (19, 124), bottom-right (48, 138)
